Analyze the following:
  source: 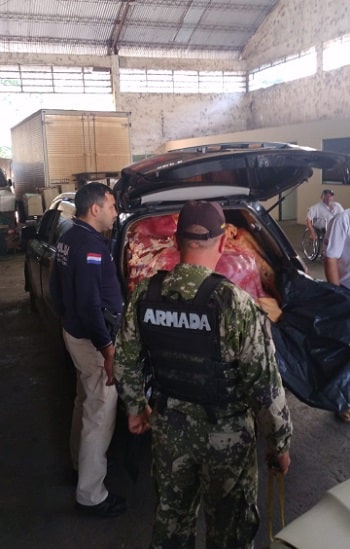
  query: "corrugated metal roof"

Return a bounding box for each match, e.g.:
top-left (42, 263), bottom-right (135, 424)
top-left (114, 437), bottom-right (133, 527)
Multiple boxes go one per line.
top-left (0, 0), bottom-right (278, 57)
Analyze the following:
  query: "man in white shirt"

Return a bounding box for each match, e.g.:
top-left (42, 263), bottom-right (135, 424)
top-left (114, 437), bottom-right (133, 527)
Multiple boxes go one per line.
top-left (306, 189), bottom-right (343, 241)
top-left (324, 209), bottom-right (350, 422)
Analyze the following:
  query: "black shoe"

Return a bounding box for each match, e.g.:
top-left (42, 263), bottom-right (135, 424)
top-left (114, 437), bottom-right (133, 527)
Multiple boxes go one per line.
top-left (75, 493), bottom-right (126, 518)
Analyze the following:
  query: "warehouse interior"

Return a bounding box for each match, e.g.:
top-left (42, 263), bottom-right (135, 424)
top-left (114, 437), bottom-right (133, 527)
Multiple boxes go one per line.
top-left (1, 1), bottom-right (350, 548)
top-left (1, 1), bottom-right (350, 221)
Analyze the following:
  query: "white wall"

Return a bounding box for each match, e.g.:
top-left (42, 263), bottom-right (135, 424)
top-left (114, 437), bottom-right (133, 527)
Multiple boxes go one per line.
top-left (112, 55), bottom-right (247, 156)
top-left (115, 0), bottom-right (350, 157)
top-left (2, 0), bottom-right (350, 212)
top-left (242, 0), bottom-right (350, 69)
top-left (0, 52), bottom-right (249, 158)
top-left (241, 0), bottom-right (350, 130)
top-left (117, 93), bottom-right (246, 157)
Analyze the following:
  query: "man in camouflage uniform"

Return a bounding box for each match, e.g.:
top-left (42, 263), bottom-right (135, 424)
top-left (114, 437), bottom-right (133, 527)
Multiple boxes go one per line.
top-left (115, 200), bottom-right (292, 549)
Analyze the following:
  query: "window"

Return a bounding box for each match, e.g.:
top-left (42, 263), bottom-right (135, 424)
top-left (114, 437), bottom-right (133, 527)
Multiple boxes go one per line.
top-left (323, 34), bottom-right (350, 71)
top-left (120, 68), bottom-right (246, 93)
top-left (248, 49), bottom-right (317, 91)
top-left (0, 65), bottom-right (112, 94)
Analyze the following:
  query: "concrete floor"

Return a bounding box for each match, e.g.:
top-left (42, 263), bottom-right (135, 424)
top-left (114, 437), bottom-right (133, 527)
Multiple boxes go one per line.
top-left (0, 223), bottom-right (349, 549)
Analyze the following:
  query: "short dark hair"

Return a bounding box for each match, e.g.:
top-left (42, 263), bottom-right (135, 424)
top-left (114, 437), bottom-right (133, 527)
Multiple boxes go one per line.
top-left (75, 182), bottom-right (113, 217)
top-left (321, 189), bottom-right (334, 197)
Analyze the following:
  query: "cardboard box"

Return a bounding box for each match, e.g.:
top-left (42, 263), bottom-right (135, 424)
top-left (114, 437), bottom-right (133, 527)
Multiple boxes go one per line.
top-left (23, 193), bottom-right (43, 217)
top-left (39, 187), bottom-right (59, 210)
top-left (58, 182), bottom-right (76, 193)
top-left (0, 189), bottom-right (16, 212)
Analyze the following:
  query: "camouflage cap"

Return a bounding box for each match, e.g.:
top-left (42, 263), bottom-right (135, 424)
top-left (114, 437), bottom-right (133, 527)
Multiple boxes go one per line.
top-left (176, 200), bottom-right (226, 240)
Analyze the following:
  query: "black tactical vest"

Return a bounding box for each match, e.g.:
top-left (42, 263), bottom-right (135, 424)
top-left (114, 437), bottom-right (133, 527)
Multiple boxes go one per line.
top-left (137, 271), bottom-right (238, 408)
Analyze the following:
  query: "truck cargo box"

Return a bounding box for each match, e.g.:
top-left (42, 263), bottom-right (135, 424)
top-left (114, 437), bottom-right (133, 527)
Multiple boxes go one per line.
top-left (11, 109), bottom-right (131, 202)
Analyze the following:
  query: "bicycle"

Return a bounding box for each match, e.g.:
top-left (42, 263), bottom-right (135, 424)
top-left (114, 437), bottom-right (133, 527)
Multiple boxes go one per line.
top-left (302, 226), bottom-right (325, 261)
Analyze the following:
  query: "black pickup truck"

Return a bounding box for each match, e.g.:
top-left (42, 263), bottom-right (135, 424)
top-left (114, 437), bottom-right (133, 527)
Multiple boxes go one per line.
top-left (22, 142), bottom-right (350, 413)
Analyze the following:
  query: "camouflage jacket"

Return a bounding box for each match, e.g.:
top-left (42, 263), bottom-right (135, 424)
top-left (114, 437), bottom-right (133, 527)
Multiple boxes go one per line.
top-left (114, 263), bottom-right (292, 454)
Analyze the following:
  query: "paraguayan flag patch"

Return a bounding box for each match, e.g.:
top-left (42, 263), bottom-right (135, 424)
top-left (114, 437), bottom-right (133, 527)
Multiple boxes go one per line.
top-left (86, 253), bottom-right (102, 265)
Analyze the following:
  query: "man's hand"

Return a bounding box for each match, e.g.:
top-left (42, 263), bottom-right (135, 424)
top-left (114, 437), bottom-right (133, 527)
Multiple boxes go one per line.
top-left (310, 229), bottom-right (317, 241)
top-left (306, 219), bottom-right (317, 241)
top-left (128, 406), bottom-right (152, 435)
top-left (100, 343), bottom-right (116, 386)
top-left (266, 450), bottom-right (291, 475)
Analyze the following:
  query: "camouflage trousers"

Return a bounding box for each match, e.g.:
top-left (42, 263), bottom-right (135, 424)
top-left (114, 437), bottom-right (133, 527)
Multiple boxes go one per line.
top-left (149, 407), bottom-right (259, 549)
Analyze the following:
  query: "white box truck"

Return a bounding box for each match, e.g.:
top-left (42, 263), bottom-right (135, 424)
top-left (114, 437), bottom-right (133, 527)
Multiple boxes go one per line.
top-left (11, 109), bottom-right (132, 219)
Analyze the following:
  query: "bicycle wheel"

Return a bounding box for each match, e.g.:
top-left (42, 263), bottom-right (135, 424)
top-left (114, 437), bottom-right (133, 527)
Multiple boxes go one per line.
top-left (302, 227), bottom-right (320, 261)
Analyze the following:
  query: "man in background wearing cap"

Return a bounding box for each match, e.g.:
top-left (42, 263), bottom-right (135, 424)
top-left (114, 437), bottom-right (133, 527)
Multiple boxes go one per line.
top-left (114, 200), bottom-right (292, 548)
top-left (306, 189), bottom-right (343, 241)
